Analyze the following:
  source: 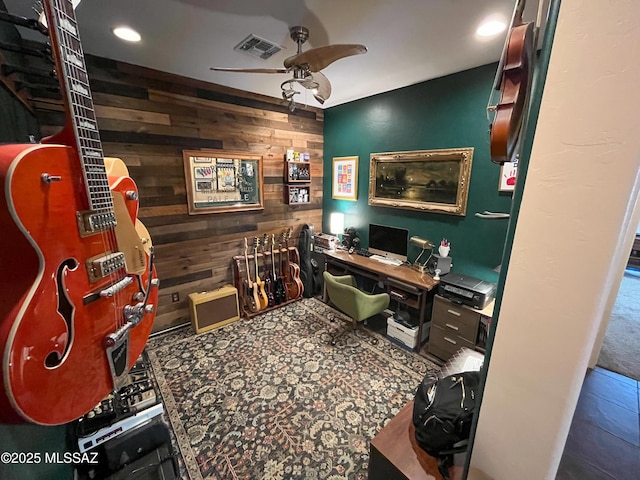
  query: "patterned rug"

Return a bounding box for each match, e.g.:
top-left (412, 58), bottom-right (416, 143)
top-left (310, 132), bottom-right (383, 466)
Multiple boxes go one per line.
top-left (146, 297), bottom-right (440, 480)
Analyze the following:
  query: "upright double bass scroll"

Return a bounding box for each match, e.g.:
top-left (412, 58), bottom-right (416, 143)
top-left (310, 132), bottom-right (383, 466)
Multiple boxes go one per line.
top-left (487, 0), bottom-right (541, 165)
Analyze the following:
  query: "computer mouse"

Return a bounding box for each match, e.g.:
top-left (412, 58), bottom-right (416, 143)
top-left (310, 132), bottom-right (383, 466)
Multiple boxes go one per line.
top-left (348, 247), bottom-right (355, 254)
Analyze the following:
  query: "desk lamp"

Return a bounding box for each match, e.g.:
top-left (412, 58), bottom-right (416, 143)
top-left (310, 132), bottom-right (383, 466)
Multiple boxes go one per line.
top-left (329, 212), bottom-right (345, 245)
top-left (410, 236), bottom-right (434, 273)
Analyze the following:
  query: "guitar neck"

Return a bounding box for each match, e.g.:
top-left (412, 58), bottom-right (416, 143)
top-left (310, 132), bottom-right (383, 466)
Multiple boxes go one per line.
top-left (45, 0), bottom-right (112, 214)
top-left (254, 247), bottom-right (260, 279)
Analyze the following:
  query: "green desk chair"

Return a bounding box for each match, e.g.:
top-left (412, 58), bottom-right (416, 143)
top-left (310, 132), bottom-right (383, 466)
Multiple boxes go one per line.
top-left (323, 271), bottom-right (390, 345)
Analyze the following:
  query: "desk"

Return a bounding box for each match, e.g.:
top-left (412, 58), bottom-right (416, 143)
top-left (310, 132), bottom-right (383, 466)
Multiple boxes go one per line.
top-left (323, 250), bottom-right (438, 352)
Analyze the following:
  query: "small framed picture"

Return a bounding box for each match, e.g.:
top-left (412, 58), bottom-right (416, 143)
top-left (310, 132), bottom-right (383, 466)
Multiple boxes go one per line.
top-left (499, 161), bottom-right (518, 192)
top-left (332, 156), bottom-right (358, 201)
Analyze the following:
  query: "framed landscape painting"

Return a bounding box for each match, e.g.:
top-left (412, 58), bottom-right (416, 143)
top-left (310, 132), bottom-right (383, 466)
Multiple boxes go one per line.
top-left (368, 148), bottom-right (473, 216)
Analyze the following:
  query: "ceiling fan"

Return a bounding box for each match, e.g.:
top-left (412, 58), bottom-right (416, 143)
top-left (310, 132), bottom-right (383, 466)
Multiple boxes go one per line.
top-left (210, 26), bottom-right (367, 111)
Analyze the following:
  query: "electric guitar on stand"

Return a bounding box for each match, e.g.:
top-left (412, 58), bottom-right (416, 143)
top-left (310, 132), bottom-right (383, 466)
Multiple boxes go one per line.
top-left (243, 238), bottom-right (259, 313)
top-left (262, 234), bottom-right (275, 307)
top-left (254, 237), bottom-right (268, 310)
top-left (0, 0), bottom-right (158, 425)
top-left (274, 234), bottom-right (286, 304)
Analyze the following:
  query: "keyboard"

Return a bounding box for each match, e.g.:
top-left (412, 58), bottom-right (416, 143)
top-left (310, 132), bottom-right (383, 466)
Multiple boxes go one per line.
top-left (354, 248), bottom-right (373, 257)
top-left (370, 255), bottom-right (403, 266)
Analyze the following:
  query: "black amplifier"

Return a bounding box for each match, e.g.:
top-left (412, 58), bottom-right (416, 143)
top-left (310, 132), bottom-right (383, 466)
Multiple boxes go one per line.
top-left (438, 272), bottom-right (496, 310)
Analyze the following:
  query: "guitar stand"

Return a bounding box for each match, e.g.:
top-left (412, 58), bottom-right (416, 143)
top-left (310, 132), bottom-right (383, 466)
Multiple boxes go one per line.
top-left (232, 246), bottom-right (303, 319)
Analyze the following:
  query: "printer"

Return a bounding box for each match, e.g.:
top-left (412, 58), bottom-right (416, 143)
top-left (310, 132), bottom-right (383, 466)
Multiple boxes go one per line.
top-left (438, 272), bottom-right (496, 310)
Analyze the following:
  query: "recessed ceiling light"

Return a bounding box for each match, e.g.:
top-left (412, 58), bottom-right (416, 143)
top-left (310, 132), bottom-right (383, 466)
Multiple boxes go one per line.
top-left (112, 26), bottom-right (141, 43)
top-left (476, 20), bottom-right (507, 37)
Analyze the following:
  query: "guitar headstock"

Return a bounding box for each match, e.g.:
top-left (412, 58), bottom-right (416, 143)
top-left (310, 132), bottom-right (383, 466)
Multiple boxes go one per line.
top-left (244, 237), bottom-right (249, 254)
top-left (261, 233), bottom-right (269, 253)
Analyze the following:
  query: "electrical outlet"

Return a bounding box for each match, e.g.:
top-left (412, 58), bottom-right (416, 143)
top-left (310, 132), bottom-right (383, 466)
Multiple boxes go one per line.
top-left (171, 292), bottom-right (180, 303)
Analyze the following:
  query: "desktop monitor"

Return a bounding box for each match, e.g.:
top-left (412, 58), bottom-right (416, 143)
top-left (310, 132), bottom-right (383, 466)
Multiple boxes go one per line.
top-left (368, 223), bottom-right (409, 262)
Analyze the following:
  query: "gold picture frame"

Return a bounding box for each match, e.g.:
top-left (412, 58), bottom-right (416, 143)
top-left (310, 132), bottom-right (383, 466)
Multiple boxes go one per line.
top-left (183, 149), bottom-right (264, 215)
top-left (368, 147), bottom-right (473, 216)
top-left (332, 156), bottom-right (358, 201)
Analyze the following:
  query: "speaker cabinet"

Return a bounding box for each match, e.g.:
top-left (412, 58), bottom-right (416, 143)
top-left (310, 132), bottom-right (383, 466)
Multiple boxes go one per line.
top-left (188, 285), bottom-right (240, 334)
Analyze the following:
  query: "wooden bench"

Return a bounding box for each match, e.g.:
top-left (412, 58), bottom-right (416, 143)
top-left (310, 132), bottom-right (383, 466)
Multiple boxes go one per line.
top-left (368, 400), bottom-right (463, 480)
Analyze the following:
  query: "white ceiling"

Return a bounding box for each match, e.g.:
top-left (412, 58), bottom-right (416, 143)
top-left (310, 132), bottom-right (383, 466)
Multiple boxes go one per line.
top-left (4, 0), bottom-right (546, 109)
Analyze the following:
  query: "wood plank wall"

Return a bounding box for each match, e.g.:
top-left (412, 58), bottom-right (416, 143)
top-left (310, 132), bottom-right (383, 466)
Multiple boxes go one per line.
top-left (33, 54), bottom-right (324, 333)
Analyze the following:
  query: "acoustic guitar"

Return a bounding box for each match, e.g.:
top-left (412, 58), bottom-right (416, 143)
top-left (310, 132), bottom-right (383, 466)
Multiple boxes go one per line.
top-left (0, 0), bottom-right (158, 425)
top-left (284, 229), bottom-right (304, 299)
top-left (253, 237), bottom-right (269, 310)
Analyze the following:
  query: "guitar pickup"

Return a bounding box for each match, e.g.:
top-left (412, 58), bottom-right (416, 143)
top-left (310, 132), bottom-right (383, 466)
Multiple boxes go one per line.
top-left (77, 210), bottom-right (117, 237)
top-left (86, 252), bottom-right (126, 283)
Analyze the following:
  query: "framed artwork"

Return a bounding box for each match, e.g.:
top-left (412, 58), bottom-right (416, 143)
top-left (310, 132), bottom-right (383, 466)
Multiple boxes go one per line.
top-left (499, 161), bottom-right (518, 192)
top-left (183, 149), bottom-right (264, 215)
top-left (332, 156), bottom-right (358, 201)
top-left (368, 147), bottom-right (473, 216)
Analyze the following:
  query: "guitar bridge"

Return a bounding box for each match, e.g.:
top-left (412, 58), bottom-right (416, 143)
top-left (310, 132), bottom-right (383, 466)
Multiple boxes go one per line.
top-left (86, 252), bottom-right (126, 283)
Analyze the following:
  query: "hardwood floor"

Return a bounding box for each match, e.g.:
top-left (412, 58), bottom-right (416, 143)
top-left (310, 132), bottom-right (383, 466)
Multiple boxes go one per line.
top-left (556, 367), bottom-right (640, 479)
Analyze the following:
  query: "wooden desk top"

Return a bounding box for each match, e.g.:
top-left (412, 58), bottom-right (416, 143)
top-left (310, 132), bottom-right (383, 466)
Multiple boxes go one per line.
top-left (324, 249), bottom-right (439, 291)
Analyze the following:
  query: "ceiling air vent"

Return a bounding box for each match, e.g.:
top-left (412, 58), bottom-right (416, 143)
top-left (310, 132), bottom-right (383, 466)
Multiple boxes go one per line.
top-left (234, 34), bottom-right (282, 60)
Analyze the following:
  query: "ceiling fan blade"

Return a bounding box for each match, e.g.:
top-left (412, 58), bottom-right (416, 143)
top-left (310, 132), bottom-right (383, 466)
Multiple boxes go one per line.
top-left (283, 44), bottom-right (367, 72)
top-left (210, 67), bottom-right (289, 74)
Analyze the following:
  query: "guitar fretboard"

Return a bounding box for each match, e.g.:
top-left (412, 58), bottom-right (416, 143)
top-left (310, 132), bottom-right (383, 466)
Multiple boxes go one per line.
top-left (46, 0), bottom-right (112, 214)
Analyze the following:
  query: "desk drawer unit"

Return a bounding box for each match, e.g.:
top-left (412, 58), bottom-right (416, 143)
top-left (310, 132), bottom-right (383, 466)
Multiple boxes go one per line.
top-left (429, 295), bottom-right (481, 361)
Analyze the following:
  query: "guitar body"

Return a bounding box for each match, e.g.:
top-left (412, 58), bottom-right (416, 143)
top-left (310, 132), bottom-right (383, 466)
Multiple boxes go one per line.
top-left (286, 260), bottom-right (304, 300)
top-left (264, 270), bottom-right (275, 307)
top-left (0, 143), bottom-right (157, 424)
top-left (244, 280), bottom-right (257, 312)
top-left (275, 275), bottom-right (287, 304)
top-left (255, 276), bottom-right (268, 310)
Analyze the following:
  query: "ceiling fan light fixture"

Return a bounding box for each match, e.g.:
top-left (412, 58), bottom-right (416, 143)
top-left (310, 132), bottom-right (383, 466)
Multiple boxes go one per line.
top-left (476, 19), bottom-right (507, 37)
top-left (112, 26), bottom-right (141, 43)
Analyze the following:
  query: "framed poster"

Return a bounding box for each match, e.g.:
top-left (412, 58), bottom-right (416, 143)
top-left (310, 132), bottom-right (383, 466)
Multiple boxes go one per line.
top-left (332, 156), bottom-right (358, 201)
top-left (499, 161), bottom-right (518, 192)
top-left (183, 149), bottom-right (264, 215)
top-left (368, 147), bottom-right (473, 216)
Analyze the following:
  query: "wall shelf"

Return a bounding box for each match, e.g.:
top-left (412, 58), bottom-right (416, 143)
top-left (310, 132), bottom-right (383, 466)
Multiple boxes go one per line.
top-left (285, 160), bottom-right (311, 183)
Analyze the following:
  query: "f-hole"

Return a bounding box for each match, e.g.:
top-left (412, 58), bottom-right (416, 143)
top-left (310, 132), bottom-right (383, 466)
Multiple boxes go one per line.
top-left (45, 258), bottom-right (78, 368)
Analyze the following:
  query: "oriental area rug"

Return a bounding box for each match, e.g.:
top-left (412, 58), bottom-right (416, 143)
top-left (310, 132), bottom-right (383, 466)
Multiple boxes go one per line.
top-left (146, 297), bottom-right (440, 480)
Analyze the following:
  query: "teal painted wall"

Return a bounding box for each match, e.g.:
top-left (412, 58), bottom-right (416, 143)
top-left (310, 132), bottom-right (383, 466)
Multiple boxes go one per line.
top-left (323, 63), bottom-right (512, 281)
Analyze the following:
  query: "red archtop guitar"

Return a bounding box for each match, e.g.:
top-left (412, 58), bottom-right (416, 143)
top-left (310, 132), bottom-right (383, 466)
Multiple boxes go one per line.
top-left (0, 0), bottom-right (158, 425)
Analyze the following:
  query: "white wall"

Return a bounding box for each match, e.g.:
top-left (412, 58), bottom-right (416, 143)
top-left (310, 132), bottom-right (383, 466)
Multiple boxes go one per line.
top-left (469, 1), bottom-right (640, 479)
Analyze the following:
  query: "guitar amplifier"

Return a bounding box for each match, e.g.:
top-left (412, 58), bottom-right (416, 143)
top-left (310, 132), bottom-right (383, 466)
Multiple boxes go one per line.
top-left (188, 285), bottom-right (240, 334)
